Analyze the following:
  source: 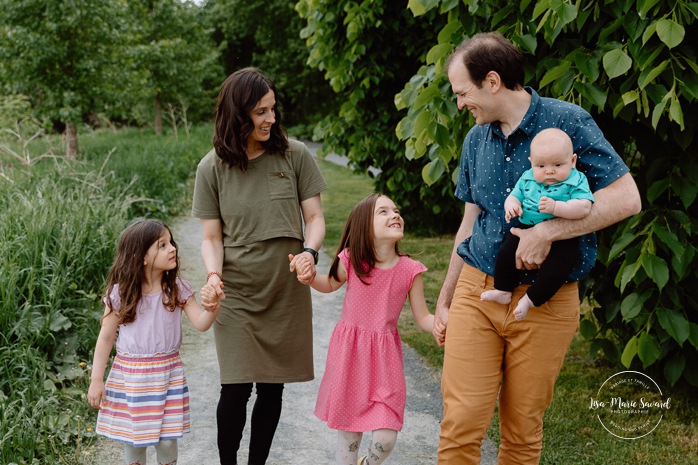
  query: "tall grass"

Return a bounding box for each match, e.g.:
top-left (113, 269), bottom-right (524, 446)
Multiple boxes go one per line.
top-left (0, 126), bottom-right (214, 464)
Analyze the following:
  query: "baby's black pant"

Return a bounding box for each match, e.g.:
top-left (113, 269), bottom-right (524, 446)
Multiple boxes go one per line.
top-left (494, 232), bottom-right (579, 307)
top-left (217, 382), bottom-right (284, 465)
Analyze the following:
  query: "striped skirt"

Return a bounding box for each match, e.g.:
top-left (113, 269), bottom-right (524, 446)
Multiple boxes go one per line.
top-left (96, 351), bottom-right (190, 447)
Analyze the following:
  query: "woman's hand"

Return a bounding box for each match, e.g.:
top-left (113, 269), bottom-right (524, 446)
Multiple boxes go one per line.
top-left (289, 254), bottom-right (316, 285)
top-left (201, 282), bottom-right (225, 311)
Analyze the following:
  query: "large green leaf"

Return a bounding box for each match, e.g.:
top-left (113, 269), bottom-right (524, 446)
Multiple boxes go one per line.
top-left (656, 18), bottom-right (685, 48)
top-left (638, 59), bottom-right (669, 90)
top-left (663, 353), bottom-right (685, 386)
top-left (603, 48), bottom-right (632, 79)
top-left (608, 232), bottom-right (638, 261)
top-left (651, 222), bottom-right (683, 256)
top-left (407, 0), bottom-right (439, 16)
top-left (539, 61), bottom-right (571, 88)
top-left (640, 253), bottom-right (669, 290)
top-left (579, 317), bottom-right (597, 339)
top-left (620, 292), bottom-right (649, 321)
top-left (656, 307), bottom-right (690, 345)
top-left (688, 323), bottom-right (698, 349)
top-left (637, 332), bottom-right (661, 367)
top-left (621, 335), bottom-right (638, 367)
top-left (422, 158), bottom-right (446, 186)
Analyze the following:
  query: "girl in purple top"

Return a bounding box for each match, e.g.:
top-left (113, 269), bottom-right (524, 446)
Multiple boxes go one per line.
top-left (88, 219), bottom-right (222, 465)
top-left (293, 194), bottom-right (445, 465)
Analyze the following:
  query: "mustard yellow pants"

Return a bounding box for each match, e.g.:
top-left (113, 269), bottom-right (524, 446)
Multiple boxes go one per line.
top-left (437, 264), bottom-right (579, 465)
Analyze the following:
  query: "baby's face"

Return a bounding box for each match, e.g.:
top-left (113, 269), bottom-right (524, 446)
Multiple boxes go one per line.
top-left (529, 146), bottom-right (576, 185)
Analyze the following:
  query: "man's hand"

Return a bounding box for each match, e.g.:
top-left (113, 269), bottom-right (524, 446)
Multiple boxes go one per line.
top-left (510, 224), bottom-right (552, 270)
top-left (433, 303), bottom-right (449, 347)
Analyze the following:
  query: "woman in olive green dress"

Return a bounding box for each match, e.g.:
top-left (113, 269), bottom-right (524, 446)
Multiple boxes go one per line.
top-left (192, 68), bottom-right (327, 465)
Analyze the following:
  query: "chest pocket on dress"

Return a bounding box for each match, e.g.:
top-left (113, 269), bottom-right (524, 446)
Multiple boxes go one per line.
top-left (266, 171), bottom-right (296, 200)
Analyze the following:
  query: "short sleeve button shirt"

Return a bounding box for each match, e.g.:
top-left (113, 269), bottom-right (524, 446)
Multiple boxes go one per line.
top-left (454, 88), bottom-right (629, 283)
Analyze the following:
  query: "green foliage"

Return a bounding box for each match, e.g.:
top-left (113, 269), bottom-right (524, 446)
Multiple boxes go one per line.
top-left (395, 0), bottom-right (697, 385)
top-left (0, 0), bottom-right (129, 126)
top-left (204, 0), bottom-right (332, 128)
top-left (0, 124), bottom-right (214, 462)
top-left (126, 0), bottom-right (223, 127)
top-left (0, 164), bottom-right (130, 462)
top-left (296, 0), bottom-right (461, 234)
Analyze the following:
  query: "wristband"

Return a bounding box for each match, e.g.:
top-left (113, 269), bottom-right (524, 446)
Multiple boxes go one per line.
top-left (302, 247), bottom-right (319, 265)
top-left (207, 271), bottom-right (223, 282)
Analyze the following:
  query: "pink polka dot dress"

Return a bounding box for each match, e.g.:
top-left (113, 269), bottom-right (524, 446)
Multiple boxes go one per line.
top-left (314, 249), bottom-right (427, 432)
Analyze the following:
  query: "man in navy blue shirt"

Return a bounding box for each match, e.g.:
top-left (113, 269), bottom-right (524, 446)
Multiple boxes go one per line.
top-left (434, 32), bottom-right (641, 465)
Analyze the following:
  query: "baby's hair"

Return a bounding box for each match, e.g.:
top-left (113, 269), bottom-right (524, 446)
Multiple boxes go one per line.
top-left (329, 193), bottom-right (404, 284)
top-left (103, 219), bottom-right (184, 325)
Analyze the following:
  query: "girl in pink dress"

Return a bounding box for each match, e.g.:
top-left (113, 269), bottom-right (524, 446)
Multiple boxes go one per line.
top-left (87, 219), bottom-right (222, 465)
top-left (294, 194), bottom-right (445, 465)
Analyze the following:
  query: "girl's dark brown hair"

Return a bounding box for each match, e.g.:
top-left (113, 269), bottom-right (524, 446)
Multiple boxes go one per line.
top-left (329, 193), bottom-right (404, 284)
top-left (213, 67), bottom-right (289, 171)
top-left (103, 219), bottom-right (184, 325)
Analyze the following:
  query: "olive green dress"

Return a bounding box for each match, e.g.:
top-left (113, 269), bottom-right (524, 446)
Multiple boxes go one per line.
top-left (191, 139), bottom-right (327, 384)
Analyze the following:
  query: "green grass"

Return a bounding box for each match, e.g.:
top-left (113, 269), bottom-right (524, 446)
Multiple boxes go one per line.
top-left (317, 156), bottom-right (698, 465)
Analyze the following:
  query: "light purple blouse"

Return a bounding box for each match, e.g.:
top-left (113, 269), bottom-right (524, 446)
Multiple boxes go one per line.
top-left (106, 278), bottom-right (195, 356)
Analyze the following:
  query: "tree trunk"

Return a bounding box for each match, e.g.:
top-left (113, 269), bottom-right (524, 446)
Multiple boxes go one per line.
top-left (154, 94), bottom-right (162, 136)
top-left (65, 122), bottom-right (79, 159)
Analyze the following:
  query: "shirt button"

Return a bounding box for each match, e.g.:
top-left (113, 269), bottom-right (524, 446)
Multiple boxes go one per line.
top-left (506, 188), bottom-right (511, 193)
top-left (506, 157), bottom-right (511, 162)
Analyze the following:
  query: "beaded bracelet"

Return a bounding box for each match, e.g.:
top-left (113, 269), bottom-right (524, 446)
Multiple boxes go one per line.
top-left (207, 271), bottom-right (223, 282)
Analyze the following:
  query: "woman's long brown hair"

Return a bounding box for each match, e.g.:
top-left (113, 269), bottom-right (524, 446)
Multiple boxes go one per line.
top-left (103, 219), bottom-right (184, 325)
top-left (213, 67), bottom-right (289, 171)
top-left (329, 193), bottom-right (403, 284)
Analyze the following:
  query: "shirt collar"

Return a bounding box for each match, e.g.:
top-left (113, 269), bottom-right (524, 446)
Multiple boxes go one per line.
top-left (490, 87), bottom-right (540, 140)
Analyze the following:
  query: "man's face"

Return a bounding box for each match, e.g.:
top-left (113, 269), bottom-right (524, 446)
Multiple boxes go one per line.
top-left (448, 59), bottom-right (494, 125)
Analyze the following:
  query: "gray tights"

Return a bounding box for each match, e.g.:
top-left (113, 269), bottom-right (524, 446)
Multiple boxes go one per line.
top-left (124, 439), bottom-right (178, 465)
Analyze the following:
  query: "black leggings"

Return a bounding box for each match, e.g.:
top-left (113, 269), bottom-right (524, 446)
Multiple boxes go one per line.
top-left (494, 232), bottom-right (579, 307)
top-left (217, 382), bottom-right (284, 465)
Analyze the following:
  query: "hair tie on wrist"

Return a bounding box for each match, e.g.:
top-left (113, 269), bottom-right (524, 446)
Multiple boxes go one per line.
top-left (207, 271), bottom-right (223, 282)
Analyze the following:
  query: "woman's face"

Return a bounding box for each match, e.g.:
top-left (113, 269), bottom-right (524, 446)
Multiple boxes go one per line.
top-left (247, 90), bottom-right (276, 149)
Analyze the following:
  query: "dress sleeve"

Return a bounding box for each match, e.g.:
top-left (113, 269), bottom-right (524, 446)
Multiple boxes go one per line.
top-left (407, 258), bottom-right (427, 288)
top-left (177, 278), bottom-right (195, 304)
top-left (338, 248), bottom-right (350, 273)
top-left (102, 284), bottom-right (121, 311)
top-left (192, 151), bottom-right (222, 219)
top-left (290, 140), bottom-right (328, 202)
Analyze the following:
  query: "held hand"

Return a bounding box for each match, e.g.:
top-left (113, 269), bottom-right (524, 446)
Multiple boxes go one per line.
top-left (433, 303), bottom-right (449, 347)
top-left (510, 225), bottom-right (552, 270)
top-left (288, 254), bottom-right (316, 285)
top-left (538, 196), bottom-right (556, 215)
top-left (87, 379), bottom-right (105, 409)
top-left (201, 282), bottom-right (224, 311)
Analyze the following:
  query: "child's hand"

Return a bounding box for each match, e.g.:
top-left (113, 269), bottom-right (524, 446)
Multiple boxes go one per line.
top-left (201, 282), bottom-right (224, 311)
top-left (288, 254), bottom-right (316, 285)
top-left (539, 196), bottom-right (556, 214)
top-left (504, 197), bottom-right (522, 223)
top-left (432, 319), bottom-right (446, 347)
top-left (87, 379), bottom-right (105, 409)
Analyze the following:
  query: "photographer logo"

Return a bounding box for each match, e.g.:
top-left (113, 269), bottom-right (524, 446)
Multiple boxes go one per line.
top-left (588, 370), bottom-right (670, 439)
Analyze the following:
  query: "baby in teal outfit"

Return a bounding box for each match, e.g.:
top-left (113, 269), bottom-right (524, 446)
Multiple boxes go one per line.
top-left (481, 128), bottom-right (594, 320)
